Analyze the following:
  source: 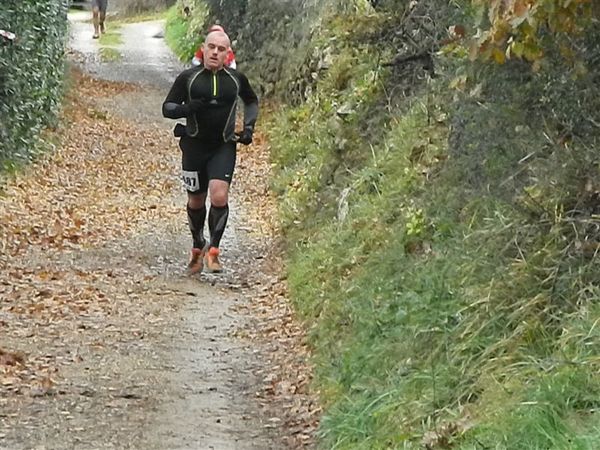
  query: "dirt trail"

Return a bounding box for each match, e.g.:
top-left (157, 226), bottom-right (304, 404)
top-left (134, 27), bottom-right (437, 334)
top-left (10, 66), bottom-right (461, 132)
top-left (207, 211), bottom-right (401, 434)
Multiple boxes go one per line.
top-left (0, 12), bottom-right (318, 450)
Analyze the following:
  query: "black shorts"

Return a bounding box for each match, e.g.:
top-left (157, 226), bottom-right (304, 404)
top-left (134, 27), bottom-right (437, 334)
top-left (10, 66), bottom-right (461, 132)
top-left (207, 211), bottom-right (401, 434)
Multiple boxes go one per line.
top-left (92, 0), bottom-right (108, 13)
top-left (179, 138), bottom-right (236, 195)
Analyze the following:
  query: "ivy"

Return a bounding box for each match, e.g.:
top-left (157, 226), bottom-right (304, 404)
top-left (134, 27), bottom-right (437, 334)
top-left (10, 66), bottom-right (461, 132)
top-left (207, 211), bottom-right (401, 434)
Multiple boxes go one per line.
top-left (0, 1), bottom-right (69, 168)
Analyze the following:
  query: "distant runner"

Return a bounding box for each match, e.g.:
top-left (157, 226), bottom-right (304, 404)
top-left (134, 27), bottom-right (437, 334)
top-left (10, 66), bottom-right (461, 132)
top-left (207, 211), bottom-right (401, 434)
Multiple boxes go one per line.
top-left (92, 0), bottom-right (108, 39)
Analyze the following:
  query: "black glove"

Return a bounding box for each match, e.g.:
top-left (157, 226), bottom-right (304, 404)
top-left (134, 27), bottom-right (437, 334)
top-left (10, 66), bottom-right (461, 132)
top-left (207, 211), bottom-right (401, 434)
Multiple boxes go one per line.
top-left (236, 127), bottom-right (253, 145)
top-left (173, 123), bottom-right (186, 137)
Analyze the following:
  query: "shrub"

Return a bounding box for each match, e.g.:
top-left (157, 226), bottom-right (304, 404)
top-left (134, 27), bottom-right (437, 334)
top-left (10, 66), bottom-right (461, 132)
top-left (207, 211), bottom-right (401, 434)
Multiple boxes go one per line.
top-left (0, 1), bottom-right (69, 170)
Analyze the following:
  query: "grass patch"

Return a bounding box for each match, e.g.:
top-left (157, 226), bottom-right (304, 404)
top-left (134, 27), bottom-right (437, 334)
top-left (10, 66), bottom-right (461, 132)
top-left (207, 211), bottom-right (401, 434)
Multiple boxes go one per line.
top-left (99, 47), bottom-right (121, 62)
top-left (98, 27), bottom-right (122, 47)
top-left (112, 10), bottom-right (168, 24)
top-left (97, 25), bottom-right (122, 62)
top-left (76, 9), bottom-right (168, 25)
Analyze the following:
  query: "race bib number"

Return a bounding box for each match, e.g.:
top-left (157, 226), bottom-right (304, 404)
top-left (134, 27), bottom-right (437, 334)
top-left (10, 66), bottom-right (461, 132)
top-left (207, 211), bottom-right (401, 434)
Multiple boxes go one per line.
top-left (181, 170), bottom-right (200, 192)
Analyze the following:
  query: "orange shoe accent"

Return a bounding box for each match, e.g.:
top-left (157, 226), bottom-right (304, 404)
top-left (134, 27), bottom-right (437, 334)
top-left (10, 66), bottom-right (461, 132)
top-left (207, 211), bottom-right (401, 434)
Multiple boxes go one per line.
top-left (187, 247), bottom-right (206, 275)
top-left (205, 247), bottom-right (223, 273)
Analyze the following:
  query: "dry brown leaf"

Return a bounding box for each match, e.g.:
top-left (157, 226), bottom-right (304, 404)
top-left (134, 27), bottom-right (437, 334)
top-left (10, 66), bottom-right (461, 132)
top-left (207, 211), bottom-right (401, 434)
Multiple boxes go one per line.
top-left (0, 349), bottom-right (25, 367)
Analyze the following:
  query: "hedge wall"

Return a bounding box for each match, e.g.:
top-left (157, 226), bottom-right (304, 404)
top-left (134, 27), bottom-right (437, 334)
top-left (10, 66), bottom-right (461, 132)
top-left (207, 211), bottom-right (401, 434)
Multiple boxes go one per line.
top-left (0, 1), bottom-right (69, 169)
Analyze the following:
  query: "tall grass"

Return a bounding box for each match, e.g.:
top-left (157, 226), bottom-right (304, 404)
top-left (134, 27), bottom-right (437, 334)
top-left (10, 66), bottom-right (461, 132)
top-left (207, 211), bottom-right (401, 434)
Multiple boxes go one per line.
top-left (267, 9), bottom-right (600, 450)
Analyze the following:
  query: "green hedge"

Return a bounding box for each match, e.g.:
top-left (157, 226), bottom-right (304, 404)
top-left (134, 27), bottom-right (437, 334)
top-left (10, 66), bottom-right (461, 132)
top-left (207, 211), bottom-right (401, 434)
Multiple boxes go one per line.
top-left (0, 1), bottom-right (69, 170)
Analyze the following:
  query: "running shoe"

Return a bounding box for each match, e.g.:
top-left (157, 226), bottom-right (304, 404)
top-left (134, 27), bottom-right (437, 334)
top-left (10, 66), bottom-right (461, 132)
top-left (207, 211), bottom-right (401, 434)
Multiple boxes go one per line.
top-left (205, 247), bottom-right (223, 273)
top-left (187, 247), bottom-right (207, 275)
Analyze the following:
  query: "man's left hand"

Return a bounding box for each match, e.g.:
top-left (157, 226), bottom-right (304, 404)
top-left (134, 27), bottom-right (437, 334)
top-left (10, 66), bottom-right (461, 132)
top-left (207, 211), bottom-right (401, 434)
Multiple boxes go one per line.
top-left (236, 128), bottom-right (253, 145)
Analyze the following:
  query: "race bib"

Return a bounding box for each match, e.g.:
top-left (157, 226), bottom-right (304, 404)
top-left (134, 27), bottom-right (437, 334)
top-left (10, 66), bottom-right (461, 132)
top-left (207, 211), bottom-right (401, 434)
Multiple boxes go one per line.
top-left (181, 170), bottom-right (200, 192)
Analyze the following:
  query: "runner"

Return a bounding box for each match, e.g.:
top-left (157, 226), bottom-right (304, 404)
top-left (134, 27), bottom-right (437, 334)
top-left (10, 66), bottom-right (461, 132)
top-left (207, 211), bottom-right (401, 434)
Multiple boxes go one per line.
top-left (162, 29), bottom-right (258, 274)
top-left (92, 0), bottom-right (108, 39)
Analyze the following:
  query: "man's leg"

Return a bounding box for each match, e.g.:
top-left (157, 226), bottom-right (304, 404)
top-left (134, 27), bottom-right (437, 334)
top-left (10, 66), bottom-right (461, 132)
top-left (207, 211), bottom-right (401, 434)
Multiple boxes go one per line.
top-left (206, 180), bottom-right (230, 273)
top-left (92, 5), bottom-right (100, 39)
top-left (188, 191), bottom-right (208, 248)
top-left (99, 0), bottom-right (107, 33)
top-left (205, 143), bottom-right (236, 273)
top-left (186, 191), bottom-right (208, 274)
top-left (181, 139), bottom-right (210, 274)
top-left (208, 180), bottom-right (230, 249)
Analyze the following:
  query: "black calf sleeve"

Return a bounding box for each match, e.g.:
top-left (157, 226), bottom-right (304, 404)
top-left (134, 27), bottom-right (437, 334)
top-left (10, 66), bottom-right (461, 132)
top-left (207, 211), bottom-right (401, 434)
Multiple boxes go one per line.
top-left (208, 204), bottom-right (229, 249)
top-left (187, 205), bottom-right (207, 249)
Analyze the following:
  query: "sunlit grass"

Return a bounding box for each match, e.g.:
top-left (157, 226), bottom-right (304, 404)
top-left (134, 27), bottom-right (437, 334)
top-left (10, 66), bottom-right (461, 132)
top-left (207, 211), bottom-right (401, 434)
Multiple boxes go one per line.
top-left (113, 10), bottom-right (168, 24)
top-left (98, 27), bottom-right (121, 47)
top-left (99, 46), bottom-right (121, 62)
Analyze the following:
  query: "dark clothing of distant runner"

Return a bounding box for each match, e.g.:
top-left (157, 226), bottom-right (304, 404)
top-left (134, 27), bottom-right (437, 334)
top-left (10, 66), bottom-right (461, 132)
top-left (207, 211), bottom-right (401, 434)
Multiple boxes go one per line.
top-left (92, 0), bottom-right (108, 13)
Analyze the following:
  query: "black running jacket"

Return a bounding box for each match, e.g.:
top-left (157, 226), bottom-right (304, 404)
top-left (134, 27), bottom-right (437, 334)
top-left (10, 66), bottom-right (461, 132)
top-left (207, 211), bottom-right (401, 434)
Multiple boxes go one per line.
top-left (162, 66), bottom-right (258, 144)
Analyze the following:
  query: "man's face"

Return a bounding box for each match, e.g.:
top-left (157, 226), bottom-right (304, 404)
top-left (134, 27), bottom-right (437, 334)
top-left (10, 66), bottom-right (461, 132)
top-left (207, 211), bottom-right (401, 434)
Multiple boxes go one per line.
top-left (203, 32), bottom-right (230, 70)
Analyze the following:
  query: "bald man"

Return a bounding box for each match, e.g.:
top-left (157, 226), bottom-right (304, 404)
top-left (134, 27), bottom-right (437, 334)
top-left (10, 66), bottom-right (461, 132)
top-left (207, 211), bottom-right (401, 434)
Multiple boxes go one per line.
top-left (162, 30), bottom-right (259, 274)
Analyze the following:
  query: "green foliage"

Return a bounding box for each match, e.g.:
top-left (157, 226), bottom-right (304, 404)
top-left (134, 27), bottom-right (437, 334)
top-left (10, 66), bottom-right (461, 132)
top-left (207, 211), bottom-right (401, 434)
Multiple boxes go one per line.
top-left (267, 3), bottom-right (600, 449)
top-left (98, 27), bottom-right (122, 47)
top-left (0, 1), bottom-right (69, 169)
top-left (158, 0), bottom-right (600, 446)
top-left (164, 0), bottom-right (207, 61)
top-left (99, 47), bottom-right (122, 62)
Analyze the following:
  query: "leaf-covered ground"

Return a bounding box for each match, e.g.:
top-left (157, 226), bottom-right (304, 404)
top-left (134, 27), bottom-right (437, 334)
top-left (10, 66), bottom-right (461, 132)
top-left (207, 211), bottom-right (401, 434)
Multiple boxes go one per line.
top-left (0, 68), bottom-right (318, 448)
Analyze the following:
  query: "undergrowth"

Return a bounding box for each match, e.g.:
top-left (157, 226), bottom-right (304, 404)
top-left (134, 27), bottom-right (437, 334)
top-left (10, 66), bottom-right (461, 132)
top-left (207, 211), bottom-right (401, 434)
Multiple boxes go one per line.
top-left (267, 6), bottom-right (600, 450)
top-left (164, 0), bottom-right (206, 62)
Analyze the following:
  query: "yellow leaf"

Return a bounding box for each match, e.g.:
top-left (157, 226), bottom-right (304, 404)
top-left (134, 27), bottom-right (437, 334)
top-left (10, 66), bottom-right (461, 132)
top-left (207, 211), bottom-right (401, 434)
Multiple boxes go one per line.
top-left (510, 41), bottom-right (525, 58)
top-left (492, 47), bottom-right (506, 64)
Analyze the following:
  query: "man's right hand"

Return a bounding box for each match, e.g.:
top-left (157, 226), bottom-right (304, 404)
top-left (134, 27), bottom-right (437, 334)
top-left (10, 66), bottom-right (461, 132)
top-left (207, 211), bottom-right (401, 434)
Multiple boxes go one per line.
top-left (236, 127), bottom-right (253, 145)
top-left (173, 123), bottom-right (186, 137)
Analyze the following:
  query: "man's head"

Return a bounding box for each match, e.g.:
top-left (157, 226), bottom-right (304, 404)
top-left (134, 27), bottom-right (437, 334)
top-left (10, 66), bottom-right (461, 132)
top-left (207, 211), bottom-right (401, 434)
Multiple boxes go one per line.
top-left (203, 31), bottom-right (231, 71)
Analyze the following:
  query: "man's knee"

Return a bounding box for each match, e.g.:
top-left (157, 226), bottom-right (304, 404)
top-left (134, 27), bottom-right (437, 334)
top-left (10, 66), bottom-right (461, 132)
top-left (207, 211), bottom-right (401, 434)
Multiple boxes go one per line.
top-left (210, 192), bottom-right (228, 207)
top-left (209, 180), bottom-right (229, 206)
top-left (209, 188), bottom-right (229, 206)
top-left (187, 192), bottom-right (207, 209)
